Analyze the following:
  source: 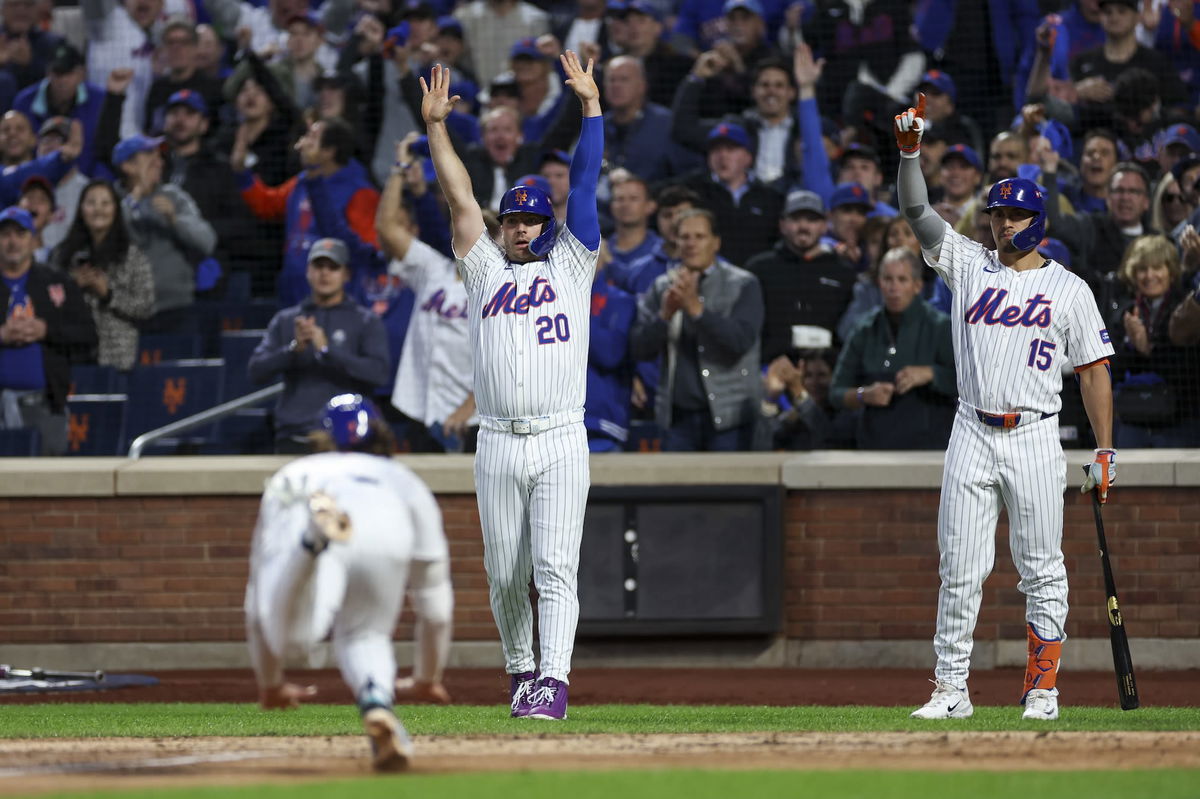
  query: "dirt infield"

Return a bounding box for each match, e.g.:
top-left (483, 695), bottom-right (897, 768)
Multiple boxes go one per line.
top-left (1, 731), bottom-right (1199, 796)
top-left (3, 667), bottom-right (1200, 707)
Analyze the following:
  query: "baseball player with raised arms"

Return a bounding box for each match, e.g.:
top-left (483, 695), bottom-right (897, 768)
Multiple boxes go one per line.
top-left (244, 395), bottom-right (453, 770)
top-left (421, 52), bottom-right (602, 721)
top-left (895, 95), bottom-right (1117, 721)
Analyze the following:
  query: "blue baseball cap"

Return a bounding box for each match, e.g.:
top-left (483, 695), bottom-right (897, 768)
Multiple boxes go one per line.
top-left (541, 148), bottom-right (571, 166)
top-left (1037, 236), bottom-right (1071, 268)
top-left (707, 121), bottom-right (753, 152)
top-left (941, 143), bottom-right (983, 172)
top-left (166, 89), bottom-right (207, 115)
top-left (1160, 123), bottom-right (1200, 155)
top-left (510, 37), bottom-right (547, 60)
top-left (112, 135), bottom-right (164, 166)
top-left (830, 182), bottom-right (872, 211)
top-left (384, 22), bottom-right (410, 50)
top-left (606, 0), bottom-right (629, 15)
top-left (436, 15), bottom-right (463, 36)
top-left (0, 206), bottom-right (34, 233)
top-left (516, 174), bottom-right (553, 197)
top-left (918, 69), bottom-right (956, 102)
top-left (840, 141), bottom-right (881, 167)
top-left (624, 0), bottom-right (663, 20)
top-left (723, 0), bottom-right (764, 17)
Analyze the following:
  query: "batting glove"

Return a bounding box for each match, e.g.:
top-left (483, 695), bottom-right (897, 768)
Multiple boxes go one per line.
top-left (1081, 448), bottom-right (1117, 504)
top-left (894, 92), bottom-right (926, 159)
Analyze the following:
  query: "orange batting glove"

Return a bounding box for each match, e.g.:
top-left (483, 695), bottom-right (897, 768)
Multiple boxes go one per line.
top-left (894, 92), bottom-right (926, 158)
top-left (1081, 448), bottom-right (1117, 504)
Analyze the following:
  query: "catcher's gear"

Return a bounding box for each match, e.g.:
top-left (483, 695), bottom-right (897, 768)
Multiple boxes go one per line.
top-left (894, 92), bottom-right (926, 157)
top-left (1081, 447), bottom-right (1117, 504)
top-left (499, 183), bottom-right (556, 257)
top-left (984, 177), bottom-right (1047, 251)
top-left (322, 394), bottom-right (383, 451)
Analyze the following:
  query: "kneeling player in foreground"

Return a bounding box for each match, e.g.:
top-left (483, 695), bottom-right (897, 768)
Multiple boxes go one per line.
top-left (244, 394), bottom-right (453, 770)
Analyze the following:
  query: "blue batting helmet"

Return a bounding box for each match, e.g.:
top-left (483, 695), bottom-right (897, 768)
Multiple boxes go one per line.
top-left (322, 394), bottom-right (382, 451)
top-left (498, 184), bottom-right (556, 257)
top-left (985, 178), bottom-right (1046, 251)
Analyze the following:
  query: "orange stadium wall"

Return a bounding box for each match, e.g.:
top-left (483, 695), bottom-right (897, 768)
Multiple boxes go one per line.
top-left (0, 453), bottom-right (1197, 669)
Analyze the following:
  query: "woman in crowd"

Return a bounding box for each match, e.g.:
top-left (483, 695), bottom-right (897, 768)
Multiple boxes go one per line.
top-left (1108, 234), bottom-right (1200, 447)
top-left (54, 180), bottom-right (155, 371)
top-left (764, 348), bottom-right (855, 450)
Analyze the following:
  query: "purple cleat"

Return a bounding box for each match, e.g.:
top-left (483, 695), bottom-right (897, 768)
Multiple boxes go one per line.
top-left (510, 671), bottom-right (537, 718)
top-left (526, 677), bottom-right (568, 720)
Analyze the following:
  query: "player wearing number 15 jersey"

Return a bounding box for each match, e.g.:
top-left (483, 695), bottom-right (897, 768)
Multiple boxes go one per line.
top-left (895, 95), bottom-right (1116, 722)
top-left (421, 52), bottom-right (602, 721)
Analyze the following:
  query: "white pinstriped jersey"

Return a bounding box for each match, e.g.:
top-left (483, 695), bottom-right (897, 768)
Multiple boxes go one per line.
top-left (457, 228), bottom-right (597, 419)
top-left (925, 222), bottom-right (1115, 415)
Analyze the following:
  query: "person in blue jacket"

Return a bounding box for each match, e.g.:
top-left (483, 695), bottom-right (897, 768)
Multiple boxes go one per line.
top-left (586, 242), bottom-right (636, 452)
top-left (12, 43), bottom-right (103, 178)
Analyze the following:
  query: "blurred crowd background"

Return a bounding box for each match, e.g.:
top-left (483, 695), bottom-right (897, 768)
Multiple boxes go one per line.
top-left (0, 0), bottom-right (1197, 456)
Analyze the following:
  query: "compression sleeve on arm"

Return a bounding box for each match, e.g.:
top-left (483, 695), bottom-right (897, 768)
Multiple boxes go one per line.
top-left (897, 154), bottom-right (947, 261)
top-left (407, 558), bottom-right (453, 684)
top-left (565, 116), bottom-right (604, 250)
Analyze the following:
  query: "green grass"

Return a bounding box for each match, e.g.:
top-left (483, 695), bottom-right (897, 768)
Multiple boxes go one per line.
top-left (27, 770), bottom-right (1200, 799)
top-left (3, 703), bottom-right (1199, 738)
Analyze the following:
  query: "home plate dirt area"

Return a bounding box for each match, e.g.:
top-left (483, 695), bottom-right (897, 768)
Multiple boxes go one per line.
top-left (0, 668), bottom-right (1198, 795)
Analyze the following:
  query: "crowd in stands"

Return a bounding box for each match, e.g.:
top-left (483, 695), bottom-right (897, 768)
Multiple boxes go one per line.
top-left (1, 0), bottom-right (1199, 455)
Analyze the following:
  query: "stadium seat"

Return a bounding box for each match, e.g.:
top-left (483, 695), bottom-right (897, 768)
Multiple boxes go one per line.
top-left (122, 359), bottom-right (225, 453)
top-left (137, 333), bottom-right (203, 367)
top-left (0, 428), bottom-right (41, 456)
top-left (219, 329), bottom-right (267, 401)
top-left (625, 420), bottom-right (663, 453)
top-left (69, 364), bottom-right (121, 395)
top-left (66, 395), bottom-right (127, 456)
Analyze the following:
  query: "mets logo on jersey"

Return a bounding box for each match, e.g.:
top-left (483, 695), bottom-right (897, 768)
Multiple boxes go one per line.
top-left (964, 288), bottom-right (1052, 328)
top-left (481, 276), bottom-right (557, 317)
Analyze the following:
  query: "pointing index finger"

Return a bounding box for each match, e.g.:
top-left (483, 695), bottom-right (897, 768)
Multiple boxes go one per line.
top-left (915, 91), bottom-right (927, 119)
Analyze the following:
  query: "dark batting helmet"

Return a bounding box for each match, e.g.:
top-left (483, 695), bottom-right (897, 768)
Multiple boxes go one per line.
top-left (984, 178), bottom-right (1046, 251)
top-left (322, 394), bottom-right (382, 451)
top-left (498, 184), bottom-right (556, 257)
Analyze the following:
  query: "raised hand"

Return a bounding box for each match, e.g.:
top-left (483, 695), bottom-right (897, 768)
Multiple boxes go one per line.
top-left (793, 42), bottom-right (824, 91)
top-left (106, 67), bottom-right (134, 95)
top-left (560, 49), bottom-right (598, 102)
top-left (419, 64), bottom-right (460, 124)
top-left (894, 92), bottom-right (926, 156)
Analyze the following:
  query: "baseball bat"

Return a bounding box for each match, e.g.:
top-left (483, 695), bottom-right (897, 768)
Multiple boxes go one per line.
top-left (0, 665), bottom-right (106, 682)
top-left (1091, 492), bottom-right (1139, 710)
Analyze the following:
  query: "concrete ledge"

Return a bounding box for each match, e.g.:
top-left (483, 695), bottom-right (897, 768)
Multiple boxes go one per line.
top-left (0, 457), bottom-right (121, 497)
top-left (5, 639), bottom-right (1195, 671)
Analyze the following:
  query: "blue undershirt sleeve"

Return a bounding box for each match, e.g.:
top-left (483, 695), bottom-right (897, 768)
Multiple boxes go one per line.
top-left (565, 115), bottom-right (604, 251)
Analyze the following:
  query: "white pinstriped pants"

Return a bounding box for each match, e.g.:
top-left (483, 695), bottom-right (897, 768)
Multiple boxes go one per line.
top-left (933, 406), bottom-right (1069, 688)
top-left (474, 423), bottom-right (590, 682)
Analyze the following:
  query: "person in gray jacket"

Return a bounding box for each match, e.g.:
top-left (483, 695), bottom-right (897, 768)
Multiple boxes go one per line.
top-left (630, 208), bottom-right (764, 451)
top-left (249, 238), bottom-right (391, 454)
top-left (113, 134), bottom-right (217, 334)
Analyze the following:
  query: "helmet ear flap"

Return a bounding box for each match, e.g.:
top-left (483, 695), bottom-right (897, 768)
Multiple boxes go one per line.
top-left (529, 217), bottom-right (556, 257)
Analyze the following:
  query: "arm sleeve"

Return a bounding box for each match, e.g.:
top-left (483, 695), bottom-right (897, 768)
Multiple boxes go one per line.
top-left (565, 116), bottom-right (603, 250)
top-left (828, 324), bottom-right (868, 410)
top-left (692, 275), bottom-right (764, 360)
top-left (669, 76), bottom-right (709, 153)
top-left (798, 97), bottom-right (835, 205)
top-left (629, 280), bottom-right (670, 361)
top-left (247, 315), bottom-right (299, 384)
top-left (239, 173), bottom-right (295, 221)
top-left (162, 185), bottom-right (217, 256)
top-left (105, 246), bottom-right (156, 323)
top-left (897, 154), bottom-right (948, 262)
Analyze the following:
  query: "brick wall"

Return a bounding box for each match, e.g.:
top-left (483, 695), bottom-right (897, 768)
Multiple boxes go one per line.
top-left (1, 489), bottom-right (1196, 645)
